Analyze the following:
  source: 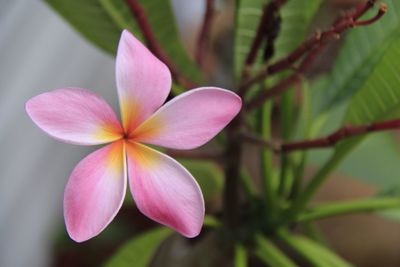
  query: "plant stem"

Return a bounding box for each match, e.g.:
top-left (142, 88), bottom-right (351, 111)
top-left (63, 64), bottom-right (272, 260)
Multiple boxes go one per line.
top-left (259, 102), bottom-right (278, 215)
top-left (223, 113), bottom-right (244, 236)
top-left (282, 118), bottom-right (400, 152)
top-left (234, 244), bottom-right (248, 267)
top-left (196, 0), bottom-right (215, 69)
top-left (243, 118), bottom-right (400, 153)
top-left (297, 197), bottom-right (400, 222)
top-left (285, 155), bottom-right (342, 222)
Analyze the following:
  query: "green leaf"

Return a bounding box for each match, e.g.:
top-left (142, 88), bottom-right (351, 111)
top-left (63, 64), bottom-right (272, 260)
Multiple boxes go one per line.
top-left (105, 227), bottom-right (171, 267)
top-left (330, 37), bottom-right (400, 169)
top-left (315, 0), bottom-right (400, 113)
top-left (234, 0), bottom-right (267, 77)
top-left (45, 0), bottom-right (122, 54)
top-left (179, 160), bottom-right (224, 201)
top-left (297, 197), bottom-right (400, 223)
top-left (235, 244), bottom-right (248, 267)
top-left (45, 0), bottom-right (202, 82)
top-left (100, 0), bottom-right (202, 82)
top-left (302, 37), bottom-right (400, 210)
top-left (233, 0), bottom-right (321, 77)
top-left (277, 230), bottom-right (353, 267)
top-left (254, 234), bottom-right (297, 267)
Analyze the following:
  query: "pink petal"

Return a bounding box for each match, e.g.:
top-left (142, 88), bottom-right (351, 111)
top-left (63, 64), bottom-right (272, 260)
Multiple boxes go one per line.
top-left (26, 88), bottom-right (123, 145)
top-left (116, 30), bottom-right (172, 133)
top-left (64, 141), bottom-right (126, 242)
top-left (131, 87), bottom-right (242, 149)
top-left (126, 142), bottom-right (204, 237)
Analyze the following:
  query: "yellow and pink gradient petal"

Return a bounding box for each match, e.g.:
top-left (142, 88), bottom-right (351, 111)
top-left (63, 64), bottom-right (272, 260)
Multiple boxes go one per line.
top-left (126, 142), bottom-right (205, 238)
top-left (26, 88), bottom-right (123, 145)
top-left (132, 87), bottom-right (242, 150)
top-left (116, 30), bottom-right (172, 131)
top-left (64, 141), bottom-right (126, 242)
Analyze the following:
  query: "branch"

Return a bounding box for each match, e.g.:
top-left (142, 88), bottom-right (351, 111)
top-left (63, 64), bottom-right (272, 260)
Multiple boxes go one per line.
top-left (243, 0), bottom-right (287, 69)
top-left (239, 0), bottom-right (286, 95)
top-left (281, 118), bottom-right (400, 152)
top-left (196, 0), bottom-right (215, 69)
top-left (239, 0), bottom-right (384, 93)
top-left (242, 118), bottom-right (400, 153)
top-left (246, 45), bottom-right (322, 110)
top-left (125, 0), bottom-right (197, 89)
top-left (240, 132), bottom-right (280, 152)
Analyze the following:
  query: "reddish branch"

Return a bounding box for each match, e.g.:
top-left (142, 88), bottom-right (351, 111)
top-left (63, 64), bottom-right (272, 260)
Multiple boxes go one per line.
top-left (196, 0), bottom-right (215, 69)
top-left (239, 0), bottom-right (287, 95)
top-left (281, 118), bottom-right (400, 152)
top-left (239, 0), bottom-right (384, 95)
top-left (247, 45), bottom-right (322, 110)
top-left (244, 119), bottom-right (400, 153)
top-left (244, 0), bottom-right (287, 68)
top-left (125, 0), bottom-right (196, 89)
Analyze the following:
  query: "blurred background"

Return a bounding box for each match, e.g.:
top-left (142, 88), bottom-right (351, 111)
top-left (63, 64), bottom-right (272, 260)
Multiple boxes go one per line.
top-left (1, 0), bottom-right (400, 267)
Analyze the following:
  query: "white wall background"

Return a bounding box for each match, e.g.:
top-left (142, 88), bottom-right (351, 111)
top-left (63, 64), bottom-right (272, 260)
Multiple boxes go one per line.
top-left (0, 1), bottom-right (203, 267)
top-left (0, 1), bottom-right (115, 266)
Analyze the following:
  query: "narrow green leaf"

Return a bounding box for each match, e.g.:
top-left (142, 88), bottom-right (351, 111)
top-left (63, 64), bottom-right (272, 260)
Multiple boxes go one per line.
top-left (277, 230), bottom-right (353, 267)
top-left (316, 0), bottom-right (400, 113)
top-left (254, 234), bottom-right (297, 267)
top-left (297, 197), bottom-right (400, 223)
top-left (235, 244), bottom-right (248, 267)
top-left (45, 0), bottom-right (121, 54)
top-left (105, 227), bottom-right (171, 267)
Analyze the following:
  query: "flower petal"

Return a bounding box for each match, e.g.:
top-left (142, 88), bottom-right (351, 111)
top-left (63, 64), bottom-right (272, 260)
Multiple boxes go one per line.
top-left (126, 142), bottom-right (204, 237)
top-left (26, 88), bottom-right (123, 145)
top-left (64, 141), bottom-right (126, 242)
top-left (116, 30), bottom-right (172, 133)
top-left (131, 87), bottom-right (242, 149)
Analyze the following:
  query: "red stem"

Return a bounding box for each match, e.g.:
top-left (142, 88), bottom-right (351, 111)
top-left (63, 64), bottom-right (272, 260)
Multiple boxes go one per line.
top-left (196, 0), bottom-right (215, 69)
top-left (239, 0), bottom-right (382, 93)
top-left (282, 119), bottom-right (400, 152)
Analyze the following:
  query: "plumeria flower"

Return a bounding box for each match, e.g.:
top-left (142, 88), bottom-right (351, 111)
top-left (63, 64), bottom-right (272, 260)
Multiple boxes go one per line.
top-left (26, 30), bottom-right (241, 242)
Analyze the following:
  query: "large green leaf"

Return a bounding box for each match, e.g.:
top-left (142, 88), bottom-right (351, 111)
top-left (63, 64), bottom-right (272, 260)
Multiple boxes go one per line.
top-left (304, 37), bottom-right (400, 208)
top-left (315, 0), bottom-right (400, 113)
top-left (45, 0), bottom-right (202, 82)
top-left (105, 227), bottom-right (171, 267)
top-left (333, 37), bottom-right (400, 162)
top-left (45, 0), bottom-right (122, 54)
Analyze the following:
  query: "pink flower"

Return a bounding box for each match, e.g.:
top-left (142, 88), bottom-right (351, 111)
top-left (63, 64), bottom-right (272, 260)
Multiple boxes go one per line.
top-left (25, 30), bottom-right (241, 242)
